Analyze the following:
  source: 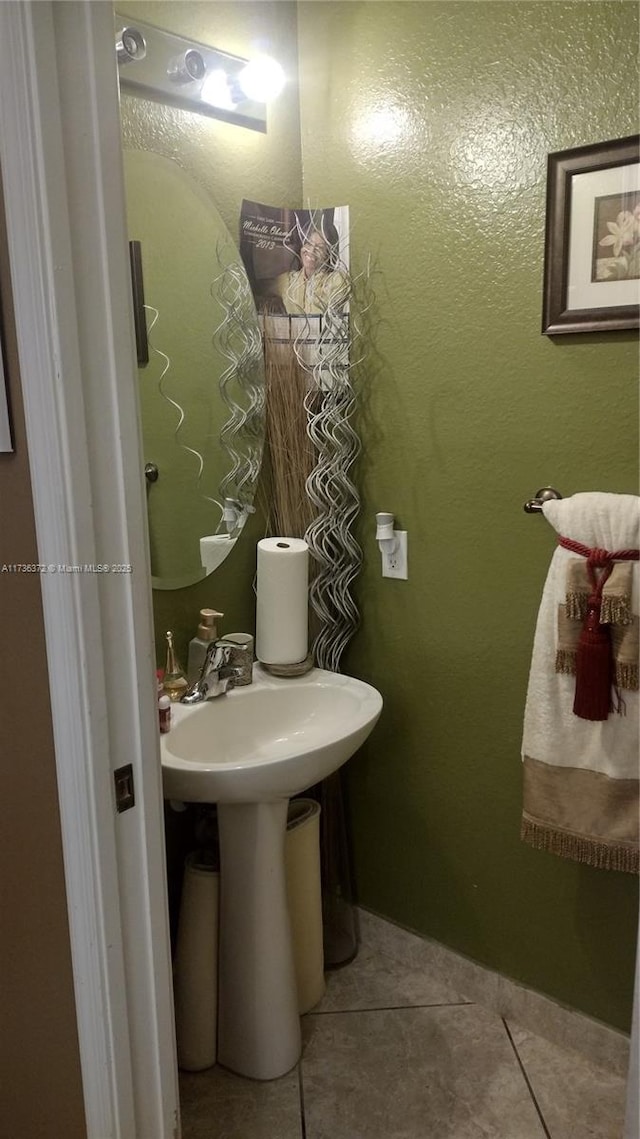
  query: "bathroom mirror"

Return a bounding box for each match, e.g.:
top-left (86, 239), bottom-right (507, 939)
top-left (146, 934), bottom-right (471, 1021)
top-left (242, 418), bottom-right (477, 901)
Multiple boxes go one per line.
top-left (123, 150), bottom-right (265, 590)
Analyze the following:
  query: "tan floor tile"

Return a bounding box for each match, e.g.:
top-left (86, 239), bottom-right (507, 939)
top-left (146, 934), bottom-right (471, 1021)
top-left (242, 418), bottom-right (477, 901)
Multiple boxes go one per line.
top-left (353, 910), bottom-right (629, 1077)
top-left (179, 1063), bottom-right (302, 1139)
top-left (315, 909), bottom-right (469, 1013)
top-left (302, 1003), bottom-right (547, 1138)
top-left (508, 1023), bottom-right (627, 1139)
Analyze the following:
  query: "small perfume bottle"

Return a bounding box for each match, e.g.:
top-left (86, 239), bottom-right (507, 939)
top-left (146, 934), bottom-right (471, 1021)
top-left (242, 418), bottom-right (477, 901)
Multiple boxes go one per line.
top-left (163, 630), bottom-right (188, 702)
top-left (158, 694), bottom-right (172, 733)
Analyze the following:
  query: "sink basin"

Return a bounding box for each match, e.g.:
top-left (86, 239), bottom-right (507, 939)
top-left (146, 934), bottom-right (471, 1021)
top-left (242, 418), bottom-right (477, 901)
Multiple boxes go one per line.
top-left (161, 662), bottom-right (382, 1082)
top-left (160, 663), bottom-right (382, 803)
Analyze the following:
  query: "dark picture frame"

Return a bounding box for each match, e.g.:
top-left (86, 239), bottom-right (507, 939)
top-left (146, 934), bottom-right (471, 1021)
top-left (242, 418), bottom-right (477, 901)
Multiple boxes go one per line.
top-left (542, 134), bottom-right (640, 335)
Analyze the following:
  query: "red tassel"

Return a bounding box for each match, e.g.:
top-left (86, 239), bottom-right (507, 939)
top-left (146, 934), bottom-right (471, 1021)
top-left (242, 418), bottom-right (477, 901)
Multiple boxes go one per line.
top-left (573, 603), bottom-right (613, 721)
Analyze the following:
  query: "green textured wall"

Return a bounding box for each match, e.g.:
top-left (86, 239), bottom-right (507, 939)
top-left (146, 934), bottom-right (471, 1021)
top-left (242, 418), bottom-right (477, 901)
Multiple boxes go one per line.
top-left (117, 0), bottom-right (638, 1031)
top-left (297, 1), bottom-right (639, 1031)
top-left (117, 1), bottom-right (302, 659)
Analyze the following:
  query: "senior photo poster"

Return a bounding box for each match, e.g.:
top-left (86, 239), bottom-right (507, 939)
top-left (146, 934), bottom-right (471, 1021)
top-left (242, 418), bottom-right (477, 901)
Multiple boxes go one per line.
top-left (240, 200), bottom-right (351, 388)
top-left (239, 200), bottom-right (350, 317)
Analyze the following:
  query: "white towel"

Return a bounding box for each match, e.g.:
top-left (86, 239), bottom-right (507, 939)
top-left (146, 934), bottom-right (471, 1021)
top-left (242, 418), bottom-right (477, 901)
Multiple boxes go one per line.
top-left (521, 492), bottom-right (639, 873)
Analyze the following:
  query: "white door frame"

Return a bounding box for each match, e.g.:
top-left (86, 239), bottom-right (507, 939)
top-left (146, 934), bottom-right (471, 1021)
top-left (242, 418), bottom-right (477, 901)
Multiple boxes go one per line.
top-left (0, 2), bottom-right (179, 1136)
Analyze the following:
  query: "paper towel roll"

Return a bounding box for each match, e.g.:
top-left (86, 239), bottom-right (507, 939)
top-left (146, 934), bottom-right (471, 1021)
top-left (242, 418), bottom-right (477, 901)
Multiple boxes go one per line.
top-left (200, 534), bottom-right (237, 575)
top-left (256, 537), bottom-right (309, 665)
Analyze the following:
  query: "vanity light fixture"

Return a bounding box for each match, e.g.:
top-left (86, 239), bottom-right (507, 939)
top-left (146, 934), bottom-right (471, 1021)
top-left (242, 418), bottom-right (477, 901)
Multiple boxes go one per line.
top-left (114, 14), bottom-right (284, 132)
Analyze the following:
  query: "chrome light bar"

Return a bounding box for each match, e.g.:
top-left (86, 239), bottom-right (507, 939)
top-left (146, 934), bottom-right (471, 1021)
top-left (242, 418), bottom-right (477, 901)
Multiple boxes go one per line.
top-left (115, 14), bottom-right (268, 132)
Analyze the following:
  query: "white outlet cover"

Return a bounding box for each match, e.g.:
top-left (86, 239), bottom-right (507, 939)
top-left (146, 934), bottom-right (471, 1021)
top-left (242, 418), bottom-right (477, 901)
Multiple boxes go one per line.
top-left (382, 530), bottom-right (408, 579)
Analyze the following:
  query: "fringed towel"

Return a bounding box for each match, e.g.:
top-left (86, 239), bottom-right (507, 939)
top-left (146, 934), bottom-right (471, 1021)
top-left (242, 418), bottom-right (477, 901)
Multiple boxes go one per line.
top-left (521, 492), bottom-right (639, 873)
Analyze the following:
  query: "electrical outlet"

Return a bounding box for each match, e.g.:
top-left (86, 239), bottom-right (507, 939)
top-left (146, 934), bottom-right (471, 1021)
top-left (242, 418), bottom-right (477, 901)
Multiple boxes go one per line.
top-left (382, 530), bottom-right (408, 579)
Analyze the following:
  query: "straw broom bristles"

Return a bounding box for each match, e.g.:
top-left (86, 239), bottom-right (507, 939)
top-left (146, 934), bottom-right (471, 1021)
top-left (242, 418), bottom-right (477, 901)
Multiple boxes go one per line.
top-left (261, 335), bottom-right (317, 539)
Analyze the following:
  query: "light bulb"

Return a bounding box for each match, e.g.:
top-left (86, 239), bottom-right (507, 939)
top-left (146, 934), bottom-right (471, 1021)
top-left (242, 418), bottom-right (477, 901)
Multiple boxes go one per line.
top-left (201, 68), bottom-right (235, 110)
top-left (237, 56), bottom-right (285, 103)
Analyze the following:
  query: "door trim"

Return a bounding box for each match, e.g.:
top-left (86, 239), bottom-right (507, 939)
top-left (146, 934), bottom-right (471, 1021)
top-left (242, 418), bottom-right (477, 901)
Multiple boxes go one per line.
top-left (0, 3), bottom-right (179, 1135)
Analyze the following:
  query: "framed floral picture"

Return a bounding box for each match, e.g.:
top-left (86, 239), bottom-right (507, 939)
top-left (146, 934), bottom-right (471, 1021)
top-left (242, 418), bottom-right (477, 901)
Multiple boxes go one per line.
top-left (542, 134), bottom-right (640, 335)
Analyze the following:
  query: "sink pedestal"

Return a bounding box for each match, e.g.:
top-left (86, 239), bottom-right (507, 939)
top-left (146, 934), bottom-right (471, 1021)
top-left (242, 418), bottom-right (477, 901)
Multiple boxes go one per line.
top-left (216, 800), bottom-right (301, 1080)
top-left (161, 667), bottom-right (383, 1077)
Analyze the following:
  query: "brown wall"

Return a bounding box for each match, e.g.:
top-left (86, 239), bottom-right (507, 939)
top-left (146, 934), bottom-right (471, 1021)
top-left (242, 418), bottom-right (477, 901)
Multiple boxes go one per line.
top-left (0, 177), bottom-right (86, 1138)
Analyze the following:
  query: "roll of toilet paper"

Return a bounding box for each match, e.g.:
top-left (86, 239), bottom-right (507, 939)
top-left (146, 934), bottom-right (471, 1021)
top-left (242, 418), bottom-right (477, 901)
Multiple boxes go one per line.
top-left (200, 534), bottom-right (237, 575)
top-left (256, 537), bottom-right (309, 665)
top-left (173, 852), bottom-right (219, 1072)
top-left (286, 799), bottom-right (325, 1014)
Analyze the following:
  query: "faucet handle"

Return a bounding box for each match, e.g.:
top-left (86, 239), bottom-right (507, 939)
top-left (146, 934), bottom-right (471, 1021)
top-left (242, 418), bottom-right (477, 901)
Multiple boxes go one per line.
top-left (181, 640), bottom-right (235, 703)
top-left (181, 637), bottom-right (252, 703)
top-left (216, 635), bottom-right (253, 685)
top-left (216, 636), bottom-right (249, 653)
top-left (202, 638), bottom-right (233, 670)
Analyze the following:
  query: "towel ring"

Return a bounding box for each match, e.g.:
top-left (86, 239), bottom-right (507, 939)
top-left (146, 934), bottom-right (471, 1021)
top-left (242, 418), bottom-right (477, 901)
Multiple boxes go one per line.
top-left (523, 487), bottom-right (563, 514)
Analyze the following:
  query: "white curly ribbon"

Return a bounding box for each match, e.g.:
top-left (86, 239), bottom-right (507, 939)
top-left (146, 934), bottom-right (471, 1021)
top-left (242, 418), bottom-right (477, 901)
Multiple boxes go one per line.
top-left (286, 224), bottom-right (369, 673)
top-left (145, 303), bottom-right (205, 479)
top-left (212, 246), bottom-right (265, 537)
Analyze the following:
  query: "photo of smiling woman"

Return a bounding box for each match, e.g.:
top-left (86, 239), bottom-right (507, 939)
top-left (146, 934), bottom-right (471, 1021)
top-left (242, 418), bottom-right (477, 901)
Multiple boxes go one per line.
top-left (239, 203), bottom-right (350, 317)
top-left (272, 217), bottom-right (349, 314)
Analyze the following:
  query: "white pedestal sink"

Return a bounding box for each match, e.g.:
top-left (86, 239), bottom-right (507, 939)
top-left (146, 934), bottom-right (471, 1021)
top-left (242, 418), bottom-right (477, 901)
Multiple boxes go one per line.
top-left (160, 664), bottom-right (382, 1080)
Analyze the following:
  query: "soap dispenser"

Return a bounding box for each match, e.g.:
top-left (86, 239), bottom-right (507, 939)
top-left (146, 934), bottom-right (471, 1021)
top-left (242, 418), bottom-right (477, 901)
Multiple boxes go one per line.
top-left (187, 608), bottom-right (223, 684)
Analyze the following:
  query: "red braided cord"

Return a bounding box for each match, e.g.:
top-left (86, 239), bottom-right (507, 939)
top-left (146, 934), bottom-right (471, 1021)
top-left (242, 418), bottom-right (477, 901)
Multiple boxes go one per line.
top-left (558, 536), bottom-right (638, 719)
top-left (559, 535), bottom-right (639, 601)
top-left (558, 536), bottom-right (639, 562)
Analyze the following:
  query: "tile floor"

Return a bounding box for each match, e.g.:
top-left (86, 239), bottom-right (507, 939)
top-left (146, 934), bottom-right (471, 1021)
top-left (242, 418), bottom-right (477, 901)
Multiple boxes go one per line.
top-left (179, 910), bottom-right (628, 1138)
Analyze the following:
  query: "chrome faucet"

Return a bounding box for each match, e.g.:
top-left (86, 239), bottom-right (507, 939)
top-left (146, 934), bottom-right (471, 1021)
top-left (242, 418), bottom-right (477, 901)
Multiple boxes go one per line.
top-left (180, 638), bottom-right (248, 704)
